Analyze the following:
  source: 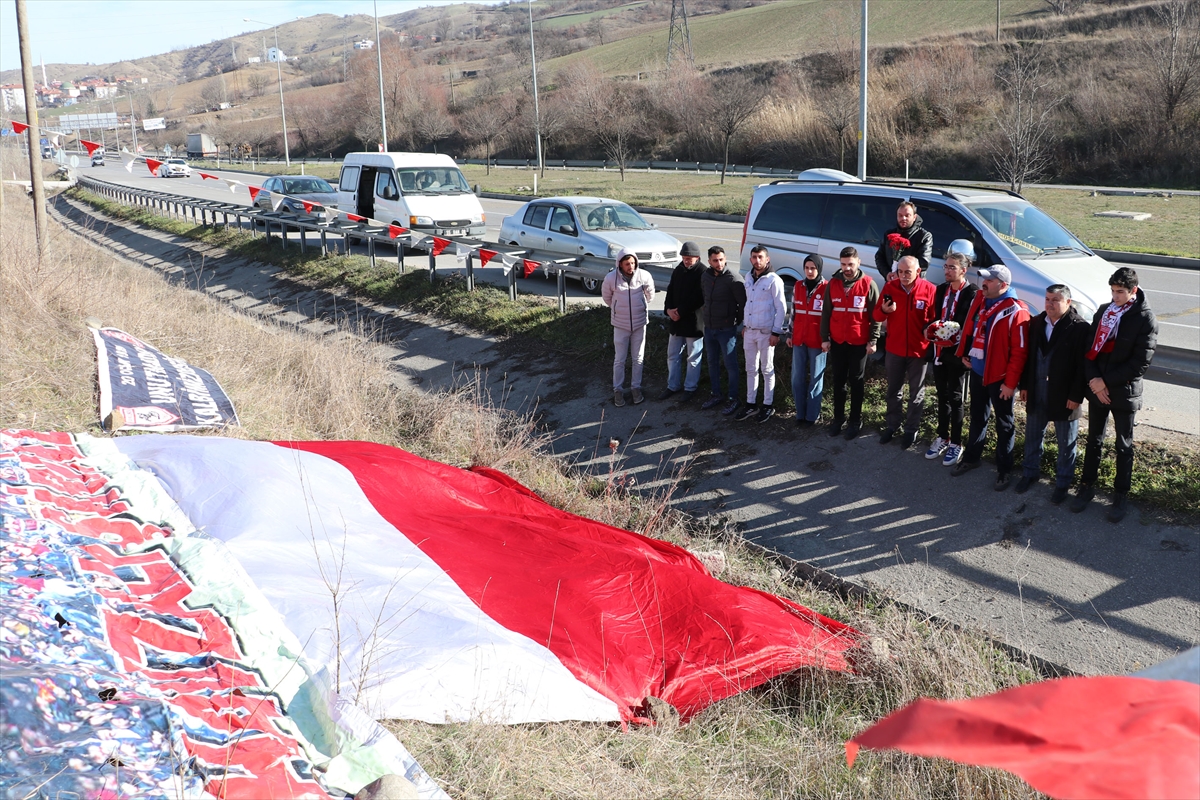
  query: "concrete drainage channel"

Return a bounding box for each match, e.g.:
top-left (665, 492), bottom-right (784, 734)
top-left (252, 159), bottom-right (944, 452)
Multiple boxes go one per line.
top-left (50, 192), bottom-right (1199, 681)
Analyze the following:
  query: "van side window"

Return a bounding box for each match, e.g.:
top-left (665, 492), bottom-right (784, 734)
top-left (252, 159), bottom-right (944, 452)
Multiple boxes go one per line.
top-left (822, 195), bottom-right (895, 246)
top-left (523, 204), bottom-right (551, 229)
top-left (753, 193), bottom-right (826, 237)
top-left (339, 166), bottom-right (360, 193)
top-left (375, 169), bottom-right (399, 200)
top-left (914, 202), bottom-right (991, 263)
top-left (550, 206), bottom-right (576, 234)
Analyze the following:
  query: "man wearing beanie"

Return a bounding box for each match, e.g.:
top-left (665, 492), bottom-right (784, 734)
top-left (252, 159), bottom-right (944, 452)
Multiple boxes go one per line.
top-left (790, 254), bottom-right (828, 427)
top-left (660, 241), bottom-right (706, 401)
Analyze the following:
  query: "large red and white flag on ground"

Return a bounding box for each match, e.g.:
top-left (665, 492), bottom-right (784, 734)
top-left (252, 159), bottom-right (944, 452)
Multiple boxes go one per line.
top-left (111, 435), bottom-right (860, 725)
top-left (847, 668), bottom-right (1200, 800)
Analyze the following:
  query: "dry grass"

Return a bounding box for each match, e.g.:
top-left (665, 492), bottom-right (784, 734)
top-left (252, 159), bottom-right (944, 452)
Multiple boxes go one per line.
top-left (2, 156), bottom-right (1046, 798)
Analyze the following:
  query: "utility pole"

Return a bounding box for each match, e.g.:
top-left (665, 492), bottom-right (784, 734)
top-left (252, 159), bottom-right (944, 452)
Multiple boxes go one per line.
top-left (128, 92), bottom-right (139, 152)
top-left (110, 95), bottom-right (121, 150)
top-left (374, 0), bottom-right (388, 151)
top-left (16, 0), bottom-right (47, 258)
top-left (528, 0), bottom-right (543, 178)
top-left (666, 0), bottom-right (694, 67)
top-left (856, 0), bottom-right (868, 181)
top-left (996, 0), bottom-right (1001, 42)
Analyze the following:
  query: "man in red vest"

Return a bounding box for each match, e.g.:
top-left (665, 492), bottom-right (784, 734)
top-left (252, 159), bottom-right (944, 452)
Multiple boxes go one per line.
top-left (952, 266), bottom-right (1030, 490)
top-left (820, 246), bottom-right (881, 440)
top-left (872, 255), bottom-right (938, 449)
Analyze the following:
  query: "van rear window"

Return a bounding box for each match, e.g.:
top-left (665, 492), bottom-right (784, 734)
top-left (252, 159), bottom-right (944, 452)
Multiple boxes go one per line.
top-left (753, 193), bottom-right (825, 237)
top-left (821, 195), bottom-right (895, 246)
top-left (339, 165), bottom-right (360, 193)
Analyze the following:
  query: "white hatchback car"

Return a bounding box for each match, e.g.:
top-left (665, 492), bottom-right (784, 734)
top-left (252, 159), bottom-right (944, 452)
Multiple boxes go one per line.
top-left (738, 169), bottom-right (1112, 318)
top-left (159, 158), bottom-right (192, 178)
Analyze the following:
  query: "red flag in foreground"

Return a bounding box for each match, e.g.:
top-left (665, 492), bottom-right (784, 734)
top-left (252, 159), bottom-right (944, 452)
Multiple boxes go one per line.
top-left (198, 171), bottom-right (220, 181)
top-left (430, 236), bottom-right (451, 256)
top-left (523, 259), bottom-right (540, 278)
top-left (345, 212), bottom-right (365, 222)
top-left (388, 224), bottom-right (407, 239)
top-left (145, 157), bottom-right (163, 177)
top-left (847, 675), bottom-right (1200, 800)
top-left (79, 139), bottom-right (102, 156)
top-left (247, 185), bottom-right (262, 203)
top-left (478, 248), bottom-right (498, 266)
top-left (112, 436), bottom-right (860, 724)
top-left (12, 120), bottom-right (29, 134)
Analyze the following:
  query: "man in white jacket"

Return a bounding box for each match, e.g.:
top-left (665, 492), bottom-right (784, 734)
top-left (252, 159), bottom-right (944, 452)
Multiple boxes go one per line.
top-left (736, 246), bottom-right (788, 423)
top-left (602, 248), bottom-right (656, 406)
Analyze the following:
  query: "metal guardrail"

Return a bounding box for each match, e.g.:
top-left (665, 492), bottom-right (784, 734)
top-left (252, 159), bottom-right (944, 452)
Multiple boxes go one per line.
top-left (74, 174), bottom-right (611, 313)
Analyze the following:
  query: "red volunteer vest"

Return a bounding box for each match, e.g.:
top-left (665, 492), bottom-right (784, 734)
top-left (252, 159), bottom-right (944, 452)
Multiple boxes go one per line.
top-left (828, 275), bottom-right (873, 346)
top-left (791, 279), bottom-right (827, 349)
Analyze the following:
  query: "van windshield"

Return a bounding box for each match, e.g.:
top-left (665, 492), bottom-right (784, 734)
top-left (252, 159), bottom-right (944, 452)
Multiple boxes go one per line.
top-left (965, 199), bottom-right (1087, 257)
top-left (397, 167), bottom-right (471, 195)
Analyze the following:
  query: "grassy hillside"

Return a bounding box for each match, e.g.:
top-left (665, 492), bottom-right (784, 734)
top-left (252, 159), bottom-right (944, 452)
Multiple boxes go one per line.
top-left (542, 0), bottom-right (1049, 75)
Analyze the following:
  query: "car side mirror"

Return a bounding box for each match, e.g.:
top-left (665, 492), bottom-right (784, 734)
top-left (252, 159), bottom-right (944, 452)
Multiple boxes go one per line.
top-left (559, 224), bottom-right (576, 235)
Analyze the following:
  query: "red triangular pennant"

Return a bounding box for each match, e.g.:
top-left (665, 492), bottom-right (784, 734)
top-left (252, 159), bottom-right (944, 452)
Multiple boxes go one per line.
top-left (388, 224), bottom-right (408, 239)
top-left (198, 172), bottom-right (220, 180)
top-left (430, 236), bottom-right (451, 256)
top-left (79, 139), bottom-right (102, 156)
top-left (12, 121), bottom-right (28, 134)
top-left (301, 200), bottom-right (315, 214)
top-left (247, 185), bottom-right (262, 202)
top-left (346, 213), bottom-right (365, 222)
top-left (478, 248), bottom-right (498, 267)
top-left (145, 157), bottom-right (164, 177)
top-left (523, 259), bottom-right (540, 278)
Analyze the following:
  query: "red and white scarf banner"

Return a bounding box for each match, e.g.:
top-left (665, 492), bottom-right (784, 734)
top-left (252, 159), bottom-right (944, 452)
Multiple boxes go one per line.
top-left (846, 673), bottom-right (1200, 800)
top-left (1087, 293), bottom-right (1136, 360)
top-left (111, 436), bottom-right (860, 725)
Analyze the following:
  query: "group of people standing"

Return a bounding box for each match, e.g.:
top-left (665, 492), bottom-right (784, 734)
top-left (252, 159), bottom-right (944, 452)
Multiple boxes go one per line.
top-left (602, 201), bottom-right (1159, 523)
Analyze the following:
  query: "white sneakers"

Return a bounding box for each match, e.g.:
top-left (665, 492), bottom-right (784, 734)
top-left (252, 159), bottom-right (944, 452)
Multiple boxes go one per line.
top-left (942, 444), bottom-right (964, 467)
top-left (924, 437), bottom-right (948, 460)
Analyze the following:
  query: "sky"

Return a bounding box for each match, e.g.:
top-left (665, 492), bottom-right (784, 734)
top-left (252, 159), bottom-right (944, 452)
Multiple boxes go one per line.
top-left (0, 0), bottom-right (488, 74)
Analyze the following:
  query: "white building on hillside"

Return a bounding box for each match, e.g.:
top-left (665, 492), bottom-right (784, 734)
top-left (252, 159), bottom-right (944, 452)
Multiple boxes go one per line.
top-left (1, 84), bottom-right (25, 112)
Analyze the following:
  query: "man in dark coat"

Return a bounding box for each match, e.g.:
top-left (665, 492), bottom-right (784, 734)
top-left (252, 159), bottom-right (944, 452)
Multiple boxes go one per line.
top-left (660, 241), bottom-right (706, 401)
top-left (874, 200), bottom-right (934, 283)
top-left (1016, 284), bottom-right (1091, 504)
top-left (1072, 267), bottom-right (1158, 522)
top-left (700, 246), bottom-right (747, 416)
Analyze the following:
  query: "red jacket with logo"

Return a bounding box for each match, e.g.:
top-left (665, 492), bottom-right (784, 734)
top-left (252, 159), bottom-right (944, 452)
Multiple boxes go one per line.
top-left (955, 292), bottom-right (1031, 388)
top-left (872, 277), bottom-right (938, 358)
top-left (790, 279), bottom-right (828, 349)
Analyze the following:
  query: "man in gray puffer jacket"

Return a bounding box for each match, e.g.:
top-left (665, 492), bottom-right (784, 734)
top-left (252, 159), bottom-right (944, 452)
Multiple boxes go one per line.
top-left (602, 248), bottom-right (656, 406)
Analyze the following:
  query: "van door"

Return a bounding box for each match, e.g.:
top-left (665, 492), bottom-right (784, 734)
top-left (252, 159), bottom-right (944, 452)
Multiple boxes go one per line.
top-left (355, 166), bottom-right (377, 220)
top-left (338, 165), bottom-right (360, 212)
top-left (745, 191), bottom-right (827, 279)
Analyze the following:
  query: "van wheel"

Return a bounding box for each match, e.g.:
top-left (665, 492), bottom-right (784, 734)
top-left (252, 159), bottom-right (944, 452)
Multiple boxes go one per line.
top-left (582, 276), bottom-right (601, 295)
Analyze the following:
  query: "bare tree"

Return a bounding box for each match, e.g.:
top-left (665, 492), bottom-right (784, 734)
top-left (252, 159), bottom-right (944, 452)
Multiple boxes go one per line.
top-left (199, 78), bottom-right (224, 109)
top-left (1142, 0), bottom-right (1200, 136)
top-left (706, 73), bottom-right (767, 184)
top-left (460, 101), bottom-right (512, 174)
top-left (990, 44), bottom-right (1063, 192)
top-left (434, 11), bottom-right (454, 43)
top-left (247, 70), bottom-right (271, 98)
top-left (1042, 0), bottom-right (1082, 14)
top-left (815, 81), bottom-right (857, 172)
top-left (571, 65), bottom-right (640, 180)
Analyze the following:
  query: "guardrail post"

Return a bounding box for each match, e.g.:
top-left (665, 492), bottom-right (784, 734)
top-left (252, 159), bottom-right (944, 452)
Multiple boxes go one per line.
top-left (465, 251), bottom-right (474, 291)
top-left (396, 240), bottom-right (404, 273)
top-left (280, 220), bottom-right (287, 251)
top-left (557, 268), bottom-right (567, 314)
top-left (428, 247), bottom-right (436, 283)
top-left (320, 227), bottom-right (328, 254)
top-left (343, 229), bottom-right (350, 257)
top-left (368, 235), bottom-right (375, 268)
top-left (508, 259), bottom-right (517, 301)
top-left (299, 225), bottom-right (306, 254)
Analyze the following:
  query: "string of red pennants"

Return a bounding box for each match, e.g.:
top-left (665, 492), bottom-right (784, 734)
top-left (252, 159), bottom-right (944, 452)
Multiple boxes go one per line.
top-left (8, 119), bottom-right (545, 275)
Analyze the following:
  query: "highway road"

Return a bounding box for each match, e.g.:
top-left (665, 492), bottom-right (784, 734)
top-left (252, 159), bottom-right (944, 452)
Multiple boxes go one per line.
top-left (77, 161), bottom-right (1199, 434)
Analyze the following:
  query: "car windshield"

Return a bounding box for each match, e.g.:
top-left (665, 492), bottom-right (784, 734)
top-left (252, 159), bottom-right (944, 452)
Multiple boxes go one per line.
top-left (577, 202), bottom-right (650, 232)
top-left (282, 177), bottom-right (334, 194)
top-left (396, 167), bottom-right (471, 195)
top-left (965, 199), bottom-right (1087, 256)
top-left (167, 159), bottom-right (186, 165)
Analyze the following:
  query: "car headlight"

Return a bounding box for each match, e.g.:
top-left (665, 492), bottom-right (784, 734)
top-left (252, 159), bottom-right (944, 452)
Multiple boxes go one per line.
top-left (607, 243), bottom-right (622, 258)
top-left (476, 214), bottom-right (485, 224)
top-left (410, 216), bottom-right (433, 227)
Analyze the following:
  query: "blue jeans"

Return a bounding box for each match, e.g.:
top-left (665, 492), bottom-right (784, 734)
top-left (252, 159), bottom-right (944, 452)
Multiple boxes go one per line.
top-left (791, 345), bottom-right (826, 421)
top-left (703, 327), bottom-right (739, 399)
top-left (1022, 401), bottom-right (1079, 488)
top-left (666, 334), bottom-right (703, 392)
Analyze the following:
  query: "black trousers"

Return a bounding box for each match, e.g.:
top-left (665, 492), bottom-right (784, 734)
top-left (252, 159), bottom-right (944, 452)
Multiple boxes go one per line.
top-left (1081, 402), bottom-right (1136, 494)
top-left (964, 371), bottom-right (1016, 474)
top-left (932, 357), bottom-right (968, 444)
top-left (828, 341), bottom-right (868, 423)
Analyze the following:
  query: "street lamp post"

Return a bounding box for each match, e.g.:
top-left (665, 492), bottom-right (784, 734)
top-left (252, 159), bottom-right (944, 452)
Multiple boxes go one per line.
top-left (244, 18), bottom-right (290, 166)
top-left (374, 0), bottom-right (388, 152)
top-left (528, 0), bottom-right (543, 179)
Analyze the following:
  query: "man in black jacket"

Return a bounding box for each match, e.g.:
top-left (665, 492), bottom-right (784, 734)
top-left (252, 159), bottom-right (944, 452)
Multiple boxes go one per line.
top-left (1072, 268), bottom-right (1158, 522)
top-left (700, 246), bottom-right (747, 416)
top-left (874, 200), bottom-right (934, 283)
top-left (660, 241), bottom-right (706, 401)
top-left (1016, 285), bottom-right (1090, 504)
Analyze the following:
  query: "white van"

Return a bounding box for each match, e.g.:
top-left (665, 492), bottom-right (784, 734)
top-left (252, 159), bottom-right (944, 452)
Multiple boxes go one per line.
top-left (336, 152), bottom-right (486, 240)
top-left (739, 170), bottom-right (1113, 320)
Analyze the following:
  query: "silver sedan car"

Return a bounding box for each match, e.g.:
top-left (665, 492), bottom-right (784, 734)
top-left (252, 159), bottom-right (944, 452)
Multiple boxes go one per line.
top-left (255, 175), bottom-right (339, 216)
top-left (499, 197), bottom-right (682, 293)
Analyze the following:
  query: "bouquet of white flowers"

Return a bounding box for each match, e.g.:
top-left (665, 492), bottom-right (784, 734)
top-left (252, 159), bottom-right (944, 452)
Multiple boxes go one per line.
top-left (926, 320), bottom-right (962, 345)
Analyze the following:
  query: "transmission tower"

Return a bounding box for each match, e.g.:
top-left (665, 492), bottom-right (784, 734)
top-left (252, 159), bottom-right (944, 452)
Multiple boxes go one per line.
top-left (666, 0), bottom-right (694, 67)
